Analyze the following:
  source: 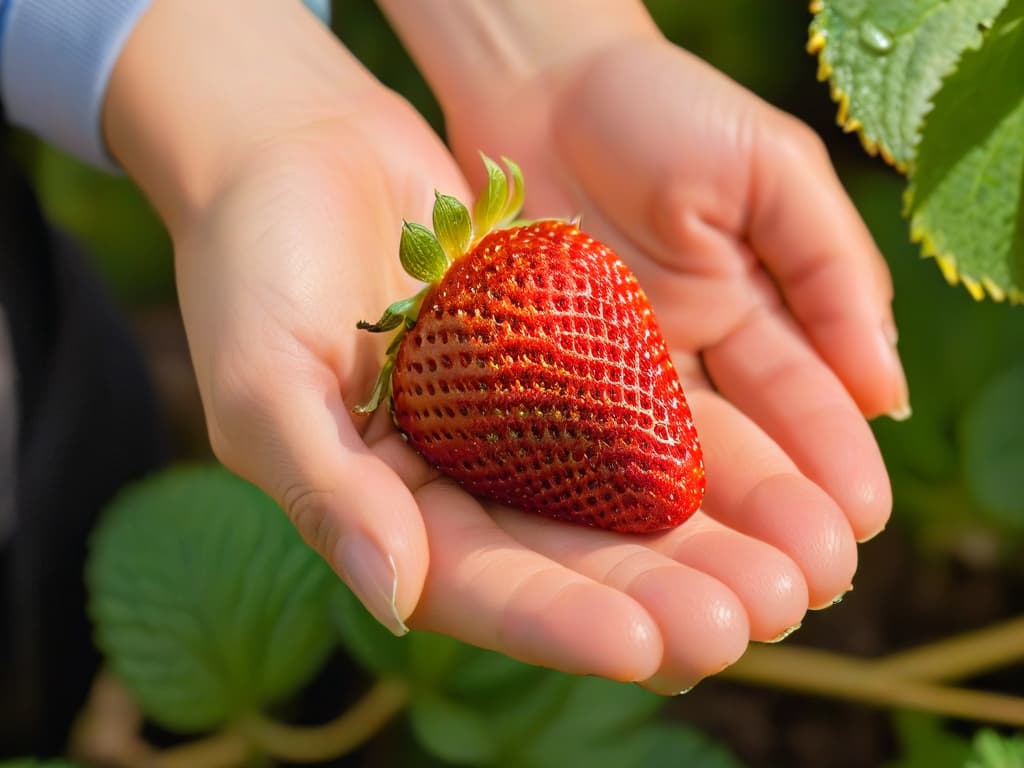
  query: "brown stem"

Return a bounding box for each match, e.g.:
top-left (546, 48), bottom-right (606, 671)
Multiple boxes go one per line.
top-left (723, 644), bottom-right (1024, 726)
top-left (238, 678), bottom-right (410, 763)
top-left (147, 730), bottom-right (251, 768)
top-left (873, 615), bottom-right (1024, 683)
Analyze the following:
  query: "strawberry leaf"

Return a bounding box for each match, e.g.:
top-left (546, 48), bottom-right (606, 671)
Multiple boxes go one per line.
top-left (905, 0), bottom-right (1024, 301)
top-left (400, 221), bottom-right (448, 283)
top-left (809, 0), bottom-right (1007, 168)
top-left (961, 363), bottom-right (1024, 526)
top-left (86, 465), bottom-right (337, 733)
top-left (965, 729), bottom-right (1024, 768)
top-left (409, 692), bottom-right (499, 765)
top-left (433, 192), bottom-right (473, 262)
top-left (472, 154), bottom-right (510, 237)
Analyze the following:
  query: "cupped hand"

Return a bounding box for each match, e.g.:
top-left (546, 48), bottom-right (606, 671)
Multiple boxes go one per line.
top-left (431, 36), bottom-right (909, 686)
top-left (166, 77), bottom-right (784, 693)
top-left (133, 1), bottom-right (903, 694)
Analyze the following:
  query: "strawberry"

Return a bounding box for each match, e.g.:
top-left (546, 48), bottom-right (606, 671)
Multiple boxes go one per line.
top-left (356, 156), bottom-right (704, 533)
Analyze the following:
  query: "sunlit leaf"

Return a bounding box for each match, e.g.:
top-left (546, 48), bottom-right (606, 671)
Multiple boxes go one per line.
top-left (809, 0), bottom-right (1006, 167)
top-left (87, 465), bottom-right (337, 732)
top-left (961, 364), bottom-right (1024, 525)
top-left (906, 0), bottom-right (1024, 301)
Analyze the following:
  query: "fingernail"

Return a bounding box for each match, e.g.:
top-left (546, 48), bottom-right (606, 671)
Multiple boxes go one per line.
top-left (767, 622), bottom-right (802, 643)
top-left (643, 676), bottom-right (699, 696)
top-left (880, 326), bottom-right (911, 421)
top-left (336, 534), bottom-right (409, 636)
top-left (811, 584), bottom-right (853, 610)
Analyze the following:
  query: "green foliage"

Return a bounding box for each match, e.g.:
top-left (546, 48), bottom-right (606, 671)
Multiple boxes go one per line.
top-left (966, 729), bottom-right (1024, 767)
top-left (889, 713), bottom-right (1024, 768)
top-left (332, 584), bottom-right (744, 768)
top-left (644, 0), bottom-right (809, 102)
top-left (31, 143), bottom-right (174, 306)
top-left (961, 364), bottom-right (1024, 525)
top-left (86, 465), bottom-right (337, 732)
top-left (853, 169), bottom-right (1024, 551)
top-left (808, 0), bottom-right (1006, 167)
top-left (906, 0), bottom-right (1024, 302)
top-left (0, 761), bottom-right (80, 768)
top-left (812, 0), bottom-right (1024, 301)
top-left (888, 711), bottom-right (974, 767)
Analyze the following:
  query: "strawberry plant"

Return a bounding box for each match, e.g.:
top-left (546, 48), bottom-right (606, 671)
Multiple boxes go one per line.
top-left (355, 156), bottom-right (704, 532)
top-left (808, 0), bottom-right (1024, 301)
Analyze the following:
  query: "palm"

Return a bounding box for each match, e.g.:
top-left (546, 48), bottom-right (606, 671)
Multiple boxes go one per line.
top-left (177, 59), bottom-right (898, 692)
top-left (433, 39), bottom-right (904, 686)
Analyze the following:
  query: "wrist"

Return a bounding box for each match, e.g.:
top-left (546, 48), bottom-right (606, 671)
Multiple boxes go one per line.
top-left (103, 0), bottom-right (377, 232)
top-left (374, 0), bottom-right (662, 124)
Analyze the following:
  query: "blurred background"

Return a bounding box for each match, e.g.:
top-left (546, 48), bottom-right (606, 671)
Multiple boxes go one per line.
top-left (7, 1), bottom-right (1024, 765)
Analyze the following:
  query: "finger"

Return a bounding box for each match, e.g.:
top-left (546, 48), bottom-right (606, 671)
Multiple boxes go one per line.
top-left (702, 308), bottom-right (892, 542)
top-left (651, 512), bottom-right (809, 642)
top-left (491, 508), bottom-right (748, 694)
top-left (685, 387), bottom-right (860, 607)
top-left (749, 113), bottom-right (908, 418)
top-left (208, 357), bottom-right (429, 637)
top-left (409, 480), bottom-right (663, 682)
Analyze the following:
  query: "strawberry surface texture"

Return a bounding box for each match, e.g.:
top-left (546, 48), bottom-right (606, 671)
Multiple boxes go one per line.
top-left (356, 156), bottom-right (704, 533)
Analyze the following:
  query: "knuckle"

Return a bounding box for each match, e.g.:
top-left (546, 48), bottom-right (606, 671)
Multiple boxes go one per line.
top-left (780, 115), bottom-right (830, 164)
top-left (282, 483), bottom-right (336, 560)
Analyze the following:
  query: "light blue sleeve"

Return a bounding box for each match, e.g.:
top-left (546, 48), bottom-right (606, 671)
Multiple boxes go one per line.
top-left (0, 0), bottom-right (332, 173)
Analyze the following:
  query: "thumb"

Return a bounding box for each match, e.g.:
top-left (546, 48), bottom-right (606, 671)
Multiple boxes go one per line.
top-left (209, 360), bottom-right (429, 636)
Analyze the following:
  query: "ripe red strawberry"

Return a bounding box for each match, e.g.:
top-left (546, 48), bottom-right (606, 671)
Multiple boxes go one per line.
top-left (356, 156), bottom-right (704, 532)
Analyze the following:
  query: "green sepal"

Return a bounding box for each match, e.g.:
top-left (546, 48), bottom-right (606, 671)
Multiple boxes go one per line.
top-left (400, 221), bottom-right (448, 283)
top-left (472, 154), bottom-right (510, 238)
top-left (356, 290), bottom-right (423, 333)
top-left (353, 356), bottom-right (397, 414)
top-left (354, 296), bottom-right (413, 331)
top-left (433, 192), bottom-right (473, 262)
top-left (500, 156), bottom-right (525, 225)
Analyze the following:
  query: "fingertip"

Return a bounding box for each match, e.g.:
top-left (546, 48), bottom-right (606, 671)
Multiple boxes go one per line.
top-left (629, 566), bottom-right (749, 690)
top-left (504, 580), bottom-right (664, 682)
top-left (741, 474), bottom-right (858, 610)
top-left (323, 454), bottom-right (430, 633)
top-left (812, 319), bottom-right (910, 420)
top-left (666, 527), bottom-right (808, 643)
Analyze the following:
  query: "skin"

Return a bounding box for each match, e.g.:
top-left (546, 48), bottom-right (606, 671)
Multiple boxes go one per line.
top-left (105, 0), bottom-right (907, 695)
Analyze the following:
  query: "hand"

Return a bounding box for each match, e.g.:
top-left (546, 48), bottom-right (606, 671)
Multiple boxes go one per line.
top-left (437, 37), bottom-right (904, 648)
top-left (107, 0), bottom-right (901, 696)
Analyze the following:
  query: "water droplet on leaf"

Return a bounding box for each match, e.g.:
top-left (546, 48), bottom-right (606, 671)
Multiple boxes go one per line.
top-left (859, 20), bottom-right (894, 53)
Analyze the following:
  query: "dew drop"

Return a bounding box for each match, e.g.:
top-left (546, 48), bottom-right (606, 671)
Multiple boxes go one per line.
top-left (859, 20), bottom-right (893, 54)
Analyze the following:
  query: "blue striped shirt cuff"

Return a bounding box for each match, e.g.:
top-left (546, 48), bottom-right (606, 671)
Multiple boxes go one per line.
top-left (1, 0), bottom-right (154, 171)
top-left (0, 0), bottom-right (332, 173)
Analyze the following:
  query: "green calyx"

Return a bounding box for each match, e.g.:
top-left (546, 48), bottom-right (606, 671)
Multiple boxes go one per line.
top-left (354, 154), bottom-right (525, 413)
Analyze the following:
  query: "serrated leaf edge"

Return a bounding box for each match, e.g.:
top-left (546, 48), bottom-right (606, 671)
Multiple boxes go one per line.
top-left (807, 0), bottom-right (1006, 174)
top-left (899, 6), bottom-right (1022, 305)
top-left (905, 194), bottom-right (1023, 304)
top-left (807, 1), bottom-right (906, 171)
